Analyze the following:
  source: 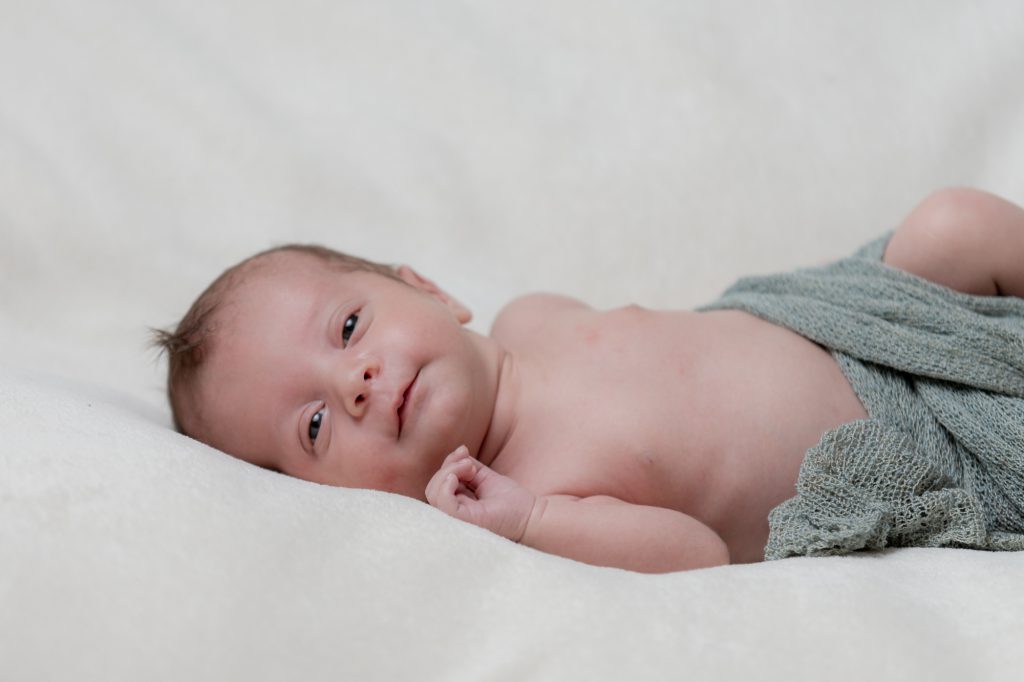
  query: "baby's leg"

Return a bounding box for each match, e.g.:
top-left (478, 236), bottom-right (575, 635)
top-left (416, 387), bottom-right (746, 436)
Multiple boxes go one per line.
top-left (884, 187), bottom-right (1024, 297)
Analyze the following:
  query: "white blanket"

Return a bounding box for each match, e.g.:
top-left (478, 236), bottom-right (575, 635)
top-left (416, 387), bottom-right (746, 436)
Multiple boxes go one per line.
top-left (2, 2), bottom-right (1024, 680)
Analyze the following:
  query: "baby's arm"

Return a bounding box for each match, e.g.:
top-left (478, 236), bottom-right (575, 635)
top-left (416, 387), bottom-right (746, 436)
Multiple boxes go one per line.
top-left (519, 495), bottom-right (730, 573)
top-left (425, 447), bottom-right (729, 573)
top-left (884, 187), bottom-right (1024, 298)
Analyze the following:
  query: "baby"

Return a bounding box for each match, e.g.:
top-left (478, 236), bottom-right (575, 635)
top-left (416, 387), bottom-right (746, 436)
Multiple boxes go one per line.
top-left (154, 187), bottom-right (1024, 573)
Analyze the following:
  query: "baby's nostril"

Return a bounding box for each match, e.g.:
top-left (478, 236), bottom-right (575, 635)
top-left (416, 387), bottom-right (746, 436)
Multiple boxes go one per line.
top-left (364, 371), bottom-right (371, 380)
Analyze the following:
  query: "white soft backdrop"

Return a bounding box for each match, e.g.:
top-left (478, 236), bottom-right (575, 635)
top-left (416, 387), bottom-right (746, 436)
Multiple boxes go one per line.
top-left (2, 2), bottom-right (1023, 681)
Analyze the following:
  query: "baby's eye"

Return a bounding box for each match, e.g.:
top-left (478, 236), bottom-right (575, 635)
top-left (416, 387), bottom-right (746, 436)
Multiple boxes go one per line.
top-left (342, 313), bottom-right (359, 346)
top-left (309, 409), bottom-right (324, 443)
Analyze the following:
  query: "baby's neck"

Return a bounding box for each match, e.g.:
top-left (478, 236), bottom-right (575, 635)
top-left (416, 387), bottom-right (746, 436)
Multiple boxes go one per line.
top-left (473, 343), bottom-right (520, 469)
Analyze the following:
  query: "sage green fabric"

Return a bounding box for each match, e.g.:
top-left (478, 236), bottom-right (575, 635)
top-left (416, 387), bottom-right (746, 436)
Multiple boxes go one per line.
top-left (700, 234), bottom-right (1024, 560)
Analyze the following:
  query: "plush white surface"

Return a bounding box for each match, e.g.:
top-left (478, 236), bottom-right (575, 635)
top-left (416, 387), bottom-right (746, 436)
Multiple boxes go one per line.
top-left (2, 2), bottom-right (1024, 680)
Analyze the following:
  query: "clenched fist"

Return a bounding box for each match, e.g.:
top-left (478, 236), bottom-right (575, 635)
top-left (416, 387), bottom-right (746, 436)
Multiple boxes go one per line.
top-left (425, 446), bottom-right (537, 542)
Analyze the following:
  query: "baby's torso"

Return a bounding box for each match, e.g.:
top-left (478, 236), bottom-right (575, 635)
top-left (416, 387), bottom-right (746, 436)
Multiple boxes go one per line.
top-left (489, 296), bottom-right (867, 563)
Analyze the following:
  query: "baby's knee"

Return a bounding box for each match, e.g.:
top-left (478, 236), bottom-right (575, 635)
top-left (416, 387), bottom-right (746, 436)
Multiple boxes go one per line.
top-left (906, 187), bottom-right (1021, 239)
top-left (896, 187), bottom-right (1024, 255)
top-left (908, 187), bottom-right (990, 234)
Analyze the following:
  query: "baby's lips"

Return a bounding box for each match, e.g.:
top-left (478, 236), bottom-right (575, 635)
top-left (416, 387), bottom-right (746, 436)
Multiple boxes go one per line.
top-left (394, 369), bottom-right (421, 438)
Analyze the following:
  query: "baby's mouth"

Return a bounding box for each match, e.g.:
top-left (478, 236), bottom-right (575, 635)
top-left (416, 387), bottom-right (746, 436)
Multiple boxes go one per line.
top-left (396, 371), bottom-right (419, 437)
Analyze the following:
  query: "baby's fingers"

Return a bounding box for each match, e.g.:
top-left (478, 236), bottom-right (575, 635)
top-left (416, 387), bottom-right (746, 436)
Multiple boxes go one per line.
top-left (426, 447), bottom-right (467, 493)
top-left (425, 453), bottom-right (477, 512)
top-left (442, 445), bottom-right (472, 466)
top-left (434, 472), bottom-right (462, 516)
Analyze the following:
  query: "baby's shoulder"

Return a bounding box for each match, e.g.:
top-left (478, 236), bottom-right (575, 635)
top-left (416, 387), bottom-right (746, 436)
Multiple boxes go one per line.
top-left (489, 292), bottom-right (592, 347)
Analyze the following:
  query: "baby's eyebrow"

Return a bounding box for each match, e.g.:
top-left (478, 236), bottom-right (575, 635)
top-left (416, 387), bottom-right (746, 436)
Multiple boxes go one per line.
top-left (304, 291), bottom-right (331, 337)
top-left (284, 293), bottom-right (343, 459)
top-left (324, 303), bottom-right (344, 345)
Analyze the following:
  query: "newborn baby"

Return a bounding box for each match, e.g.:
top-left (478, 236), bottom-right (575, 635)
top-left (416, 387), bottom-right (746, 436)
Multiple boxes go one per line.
top-left (154, 187), bottom-right (1024, 573)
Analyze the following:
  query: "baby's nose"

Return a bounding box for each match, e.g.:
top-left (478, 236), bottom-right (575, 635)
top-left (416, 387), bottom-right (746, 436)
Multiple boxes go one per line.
top-left (341, 357), bottom-right (379, 417)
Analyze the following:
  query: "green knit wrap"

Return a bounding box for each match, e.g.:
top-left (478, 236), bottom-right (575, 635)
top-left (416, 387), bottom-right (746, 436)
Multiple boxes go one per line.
top-left (700, 235), bottom-right (1024, 560)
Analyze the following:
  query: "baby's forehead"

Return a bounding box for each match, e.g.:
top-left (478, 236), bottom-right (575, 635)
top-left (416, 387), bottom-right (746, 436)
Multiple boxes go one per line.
top-left (191, 268), bottom-right (317, 439)
top-left (221, 258), bottom-right (321, 320)
top-left (216, 252), bottom-right (399, 345)
top-left (242, 249), bottom-right (334, 283)
top-left (229, 252), bottom-right (342, 303)
top-left (178, 252), bottom-right (337, 447)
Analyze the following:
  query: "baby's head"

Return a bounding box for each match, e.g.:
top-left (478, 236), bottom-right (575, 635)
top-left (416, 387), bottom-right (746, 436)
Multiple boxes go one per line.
top-left (153, 244), bottom-right (499, 499)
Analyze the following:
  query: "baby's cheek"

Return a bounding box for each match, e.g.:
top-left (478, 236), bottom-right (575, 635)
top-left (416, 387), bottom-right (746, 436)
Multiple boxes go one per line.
top-left (359, 457), bottom-right (410, 495)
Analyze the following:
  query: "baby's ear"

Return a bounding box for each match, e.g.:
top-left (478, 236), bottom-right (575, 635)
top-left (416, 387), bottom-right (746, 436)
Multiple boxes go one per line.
top-left (396, 265), bottom-right (473, 324)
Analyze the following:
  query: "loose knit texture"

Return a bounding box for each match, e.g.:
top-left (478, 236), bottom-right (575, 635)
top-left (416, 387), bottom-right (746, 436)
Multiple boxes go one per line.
top-left (699, 234), bottom-right (1024, 560)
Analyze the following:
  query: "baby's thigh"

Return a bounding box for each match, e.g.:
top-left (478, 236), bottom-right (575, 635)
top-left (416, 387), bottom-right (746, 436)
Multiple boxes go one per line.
top-left (885, 187), bottom-right (1024, 295)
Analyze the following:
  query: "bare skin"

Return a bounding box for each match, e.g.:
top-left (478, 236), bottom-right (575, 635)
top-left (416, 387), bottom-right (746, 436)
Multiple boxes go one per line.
top-left (477, 300), bottom-right (868, 566)
top-left (193, 187), bottom-right (1024, 573)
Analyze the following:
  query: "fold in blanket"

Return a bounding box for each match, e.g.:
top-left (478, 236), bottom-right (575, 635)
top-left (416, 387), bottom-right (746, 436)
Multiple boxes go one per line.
top-left (700, 235), bottom-right (1024, 559)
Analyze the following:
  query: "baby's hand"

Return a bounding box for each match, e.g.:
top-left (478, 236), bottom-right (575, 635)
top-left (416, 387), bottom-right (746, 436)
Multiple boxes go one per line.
top-left (425, 446), bottom-right (536, 542)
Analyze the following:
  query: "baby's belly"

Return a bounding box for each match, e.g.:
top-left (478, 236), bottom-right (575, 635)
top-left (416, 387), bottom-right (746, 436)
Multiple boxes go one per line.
top-left (565, 308), bottom-right (868, 563)
top-left (506, 306), bottom-right (868, 564)
top-left (680, 310), bottom-right (869, 562)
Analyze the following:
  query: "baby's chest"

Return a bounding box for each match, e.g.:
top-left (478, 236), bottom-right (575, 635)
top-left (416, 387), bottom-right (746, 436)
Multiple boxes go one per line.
top-left (499, 308), bottom-right (866, 507)
top-left (499, 317), bottom-right (710, 501)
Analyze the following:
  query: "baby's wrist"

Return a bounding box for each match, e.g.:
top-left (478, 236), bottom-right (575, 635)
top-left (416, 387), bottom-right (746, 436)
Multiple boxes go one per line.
top-left (517, 495), bottom-right (547, 545)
